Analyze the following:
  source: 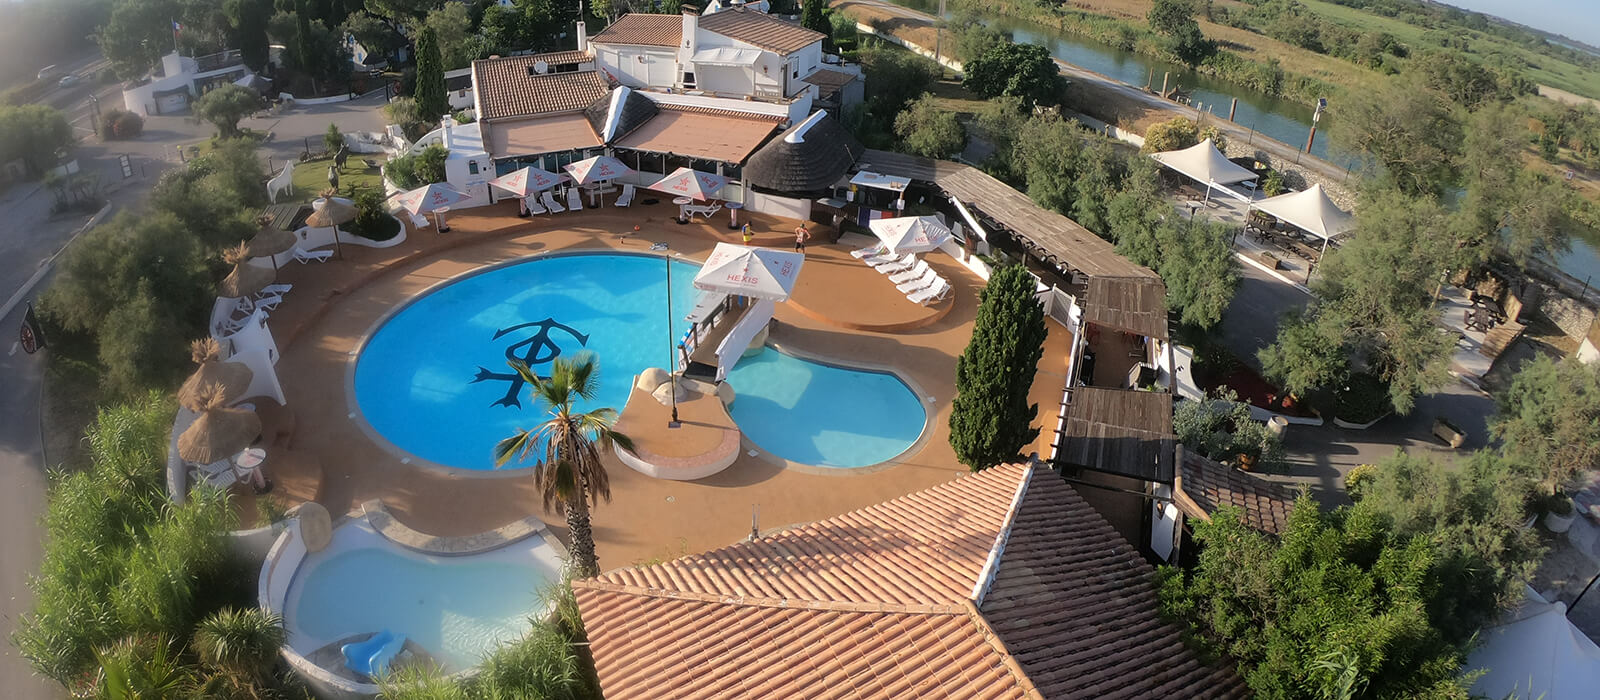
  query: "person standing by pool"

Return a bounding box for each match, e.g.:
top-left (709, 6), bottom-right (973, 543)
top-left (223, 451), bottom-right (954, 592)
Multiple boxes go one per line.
top-left (742, 223), bottom-right (753, 246)
top-left (794, 224), bottom-right (810, 253)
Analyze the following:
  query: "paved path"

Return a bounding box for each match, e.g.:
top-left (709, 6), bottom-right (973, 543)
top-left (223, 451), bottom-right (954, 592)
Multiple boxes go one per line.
top-left (0, 301), bottom-right (59, 699)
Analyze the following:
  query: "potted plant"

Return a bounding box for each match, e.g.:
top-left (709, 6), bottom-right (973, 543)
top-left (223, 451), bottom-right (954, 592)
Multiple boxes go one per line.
top-left (1543, 492), bottom-right (1576, 533)
top-left (1256, 250), bottom-right (1282, 270)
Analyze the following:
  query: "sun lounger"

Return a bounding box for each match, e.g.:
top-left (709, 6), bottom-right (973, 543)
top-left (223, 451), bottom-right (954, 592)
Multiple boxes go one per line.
top-left (614, 184), bottom-right (635, 207)
top-left (524, 194), bottom-right (547, 215)
top-left (541, 190), bottom-right (565, 213)
top-left (872, 255), bottom-right (918, 274)
top-left (191, 459), bottom-right (238, 491)
top-left (243, 293), bottom-right (282, 314)
top-left (862, 251), bottom-right (904, 266)
top-left (895, 270), bottom-right (943, 294)
top-left (888, 261), bottom-right (933, 285)
top-left (851, 245), bottom-right (886, 259)
top-left (293, 247), bottom-right (333, 264)
top-left (566, 187), bottom-right (583, 211)
top-left (907, 279), bottom-right (952, 305)
top-left (257, 283), bottom-right (292, 299)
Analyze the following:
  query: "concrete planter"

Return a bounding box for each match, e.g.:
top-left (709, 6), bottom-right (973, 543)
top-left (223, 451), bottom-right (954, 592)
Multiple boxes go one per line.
top-left (1333, 413), bottom-right (1389, 430)
top-left (1431, 418), bottom-right (1466, 448)
top-left (1544, 504), bottom-right (1576, 533)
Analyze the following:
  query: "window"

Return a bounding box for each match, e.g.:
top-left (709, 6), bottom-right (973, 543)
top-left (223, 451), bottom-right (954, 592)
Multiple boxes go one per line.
top-left (683, 71), bottom-right (695, 87)
top-left (468, 161), bottom-right (480, 175)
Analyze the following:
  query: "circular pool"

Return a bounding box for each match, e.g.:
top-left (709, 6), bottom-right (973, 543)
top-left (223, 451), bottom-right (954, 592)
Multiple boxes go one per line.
top-left (354, 252), bottom-right (926, 471)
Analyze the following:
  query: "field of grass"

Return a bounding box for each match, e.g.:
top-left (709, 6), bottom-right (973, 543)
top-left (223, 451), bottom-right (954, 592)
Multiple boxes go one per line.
top-left (290, 156), bottom-right (385, 203)
top-left (1299, 0), bottom-right (1600, 100)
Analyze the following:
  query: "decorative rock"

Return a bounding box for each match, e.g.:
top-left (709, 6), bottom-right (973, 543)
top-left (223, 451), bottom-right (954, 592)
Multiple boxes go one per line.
top-left (296, 501), bottom-right (333, 552)
top-left (635, 367), bottom-right (670, 393)
top-left (651, 379), bottom-right (690, 406)
top-left (680, 378), bottom-right (717, 396)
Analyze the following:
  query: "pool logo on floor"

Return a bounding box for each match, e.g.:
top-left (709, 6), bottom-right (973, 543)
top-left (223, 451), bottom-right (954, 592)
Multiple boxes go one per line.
top-left (470, 317), bottom-right (589, 408)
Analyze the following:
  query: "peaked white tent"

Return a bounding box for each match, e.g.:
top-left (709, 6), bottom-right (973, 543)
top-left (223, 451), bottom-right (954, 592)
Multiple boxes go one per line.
top-left (1149, 138), bottom-right (1258, 203)
top-left (692, 243), bottom-right (804, 302)
top-left (1249, 184), bottom-right (1353, 242)
top-left (1467, 589), bottom-right (1600, 700)
top-left (868, 215), bottom-right (952, 254)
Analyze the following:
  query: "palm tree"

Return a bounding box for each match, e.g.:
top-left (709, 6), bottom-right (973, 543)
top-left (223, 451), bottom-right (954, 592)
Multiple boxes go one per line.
top-left (494, 352), bottom-right (634, 578)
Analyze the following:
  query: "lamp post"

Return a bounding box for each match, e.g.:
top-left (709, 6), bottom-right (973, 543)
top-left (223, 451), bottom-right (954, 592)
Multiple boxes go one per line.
top-left (651, 242), bottom-right (681, 428)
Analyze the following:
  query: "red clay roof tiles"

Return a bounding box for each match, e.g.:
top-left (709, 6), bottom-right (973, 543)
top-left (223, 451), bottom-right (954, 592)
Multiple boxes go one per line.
top-left (574, 464), bottom-right (1247, 699)
top-left (591, 13), bottom-right (683, 48)
top-left (697, 8), bottom-right (826, 55)
top-left (1176, 449), bottom-right (1297, 535)
top-left (471, 58), bottom-right (610, 121)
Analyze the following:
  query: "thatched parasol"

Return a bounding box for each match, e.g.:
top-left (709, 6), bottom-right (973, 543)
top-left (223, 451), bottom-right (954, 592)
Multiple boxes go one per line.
top-left (247, 225), bottom-right (297, 268)
top-left (178, 340), bottom-right (254, 411)
top-left (306, 198), bottom-right (358, 259)
top-left (218, 243), bottom-right (275, 298)
top-left (178, 386), bottom-right (262, 464)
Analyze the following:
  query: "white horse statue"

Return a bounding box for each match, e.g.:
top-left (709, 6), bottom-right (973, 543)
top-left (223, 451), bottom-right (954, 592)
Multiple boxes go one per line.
top-left (266, 162), bottom-right (295, 204)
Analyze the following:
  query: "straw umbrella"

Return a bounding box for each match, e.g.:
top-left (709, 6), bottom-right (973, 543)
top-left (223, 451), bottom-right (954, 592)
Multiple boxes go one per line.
top-left (305, 198), bottom-right (358, 259)
top-left (247, 215), bottom-right (297, 270)
top-left (178, 338), bottom-right (254, 412)
top-left (178, 385), bottom-right (262, 465)
top-left (218, 243), bottom-right (275, 299)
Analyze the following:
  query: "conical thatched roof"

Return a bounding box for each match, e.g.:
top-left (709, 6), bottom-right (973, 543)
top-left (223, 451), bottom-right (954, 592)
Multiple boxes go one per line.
top-left (218, 262), bottom-right (274, 298)
top-left (305, 198), bottom-right (357, 227)
top-left (178, 362), bottom-right (254, 412)
top-left (247, 226), bottom-right (297, 257)
top-left (744, 111), bottom-right (862, 197)
top-left (177, 386), bottom-right (261, 464)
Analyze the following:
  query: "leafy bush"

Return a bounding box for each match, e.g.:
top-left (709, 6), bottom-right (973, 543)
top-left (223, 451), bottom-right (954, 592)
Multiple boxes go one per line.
top-left (1333, 372), bottom-right (1390, 424)
top-left (1344, 463), bottom-right (1378, 500)
top-left (324, 122), bottom-right (343, 153)
top-left (1173, 389), bottom-right (1282, 465)
top-left (386, 143), bottom-right (448, 189)
top-left (1139, 116), bottom-right (1199, 154)
top-left (100, 108), bottom-right (145, 140)
top-left (348, 186), bottom-right (400, 241)
top-left (192, 608), bottom-right (286, 684)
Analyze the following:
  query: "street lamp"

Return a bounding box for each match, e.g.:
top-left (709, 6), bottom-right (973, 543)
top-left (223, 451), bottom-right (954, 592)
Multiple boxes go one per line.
top-left (650, 242), bottom-right (681, 428)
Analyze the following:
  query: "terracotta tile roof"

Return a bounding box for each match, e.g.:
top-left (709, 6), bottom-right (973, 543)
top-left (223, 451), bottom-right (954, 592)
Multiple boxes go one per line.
top-left (699, 8), bottom-right (825, 55)
top-left (982, 466), bottom-right (1251, 699)
top-left (574, 463), bottom-right (1247, 699)
top-left (1176, 449), bottom-right (1297, 535)
top-left (471, 57), bottom-right (610, 121)
top-left (526, 49), bottom-right (591, 66)
top-left (591, 13), bottom-right (682, 48)
top-left (656, 102), bottom-right (788, 122)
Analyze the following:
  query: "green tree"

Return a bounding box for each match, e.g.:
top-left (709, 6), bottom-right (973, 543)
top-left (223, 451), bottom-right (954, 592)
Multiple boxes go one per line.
top-left (961, 43), bottom-right (1062, 109)
top-left (1158, 216), bottom-right (1237, 328)
top-left (342, 10), bottom-right (407, 60)
top-left (1490, 356), bottom-right (1600, 498)
top-left (383, 96), bottom-right (432, 142)
top-left (1256, 310), bottom-right (1348, 399)
top-left (1147, 0), bottom-right (1213, 65)
top-left (800, 0), bottom-right (829, 47)
top-left (1332, 73), bottom-right (1460, 196)
top-left (893, 93), bottom-right (965, 158)
top-left (364, 0), bottom-right (437, 24)
top-left (1139, 115), bottom-right (1199, 153)
top-left (294, 0), bottom-right (315, 71)
top-left (0, 104), bottom-right (74, 174)
top-left (413, 26), bottom-right (448, 127)
top-left (949, 265), bottom-right (1047, 471)
top-left (192, 84), bottom-right (259, 138)
top-left (324, 122), bottom-right (344, 153)
top-left (1070, 137), bottom-right (1129, 235)
top-left (950, 16), bottom-right (1008, 64)
top-left (972, 95), bottom-right (1027, 181)
top-left (494, 353), bottom-right (635, 578)
top-left (1013, 112), bottom-right (1086, 215)
top-left (423, 2), bottom-right (485, 70)
top-left (1454, 102), bottom-right (1575, 268)
top-left (97, 0), bottom-right (182, 79)
top-left (191, 608), bottom-right (286, 685)
top-left (227, 0), bottom-right (272, 71)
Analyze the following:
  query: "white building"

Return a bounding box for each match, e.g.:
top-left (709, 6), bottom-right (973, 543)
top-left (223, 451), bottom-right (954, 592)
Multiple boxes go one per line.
top-left (121, 50), bottom-right (256, 115)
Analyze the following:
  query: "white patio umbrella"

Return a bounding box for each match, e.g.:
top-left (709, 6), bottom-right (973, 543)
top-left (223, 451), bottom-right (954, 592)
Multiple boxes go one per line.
top-left (645, 167), bottom-right (728, 201)
top-left (394, 183), bottom-right (472, 231)
top-left (868, 215), bottom-right (953, 255)
top-left (692, 242), bottom-right (805, 302)
top-left (488, 166), bottom-right (568, 198)
top-left (563, 155), bottom-right (635, 186)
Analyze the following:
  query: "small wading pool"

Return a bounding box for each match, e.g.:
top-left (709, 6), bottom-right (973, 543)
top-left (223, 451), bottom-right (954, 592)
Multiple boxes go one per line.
top-left (726, 348), bottom-right (926, 468)
top-left (355, 252), bottom-right (926, 470)
top-left (283, 519), bottom-right (563, 672)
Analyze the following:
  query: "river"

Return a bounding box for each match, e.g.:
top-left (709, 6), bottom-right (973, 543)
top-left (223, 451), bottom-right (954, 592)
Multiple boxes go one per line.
top-left (881, 0), bottom-right (1600, 284)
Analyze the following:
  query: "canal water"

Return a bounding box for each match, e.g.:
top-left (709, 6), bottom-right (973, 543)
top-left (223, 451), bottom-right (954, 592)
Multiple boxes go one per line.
top-left (882, 0), bottom-right (1600, 283)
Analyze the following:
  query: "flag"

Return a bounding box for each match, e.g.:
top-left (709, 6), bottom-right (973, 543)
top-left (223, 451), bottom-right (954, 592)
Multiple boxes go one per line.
top-left (172, 20), bottom-right (182, 33)
top-left (20, 302), bottom-right (46, 354)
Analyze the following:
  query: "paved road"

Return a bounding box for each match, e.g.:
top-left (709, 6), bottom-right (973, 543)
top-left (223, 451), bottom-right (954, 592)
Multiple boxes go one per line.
top-left (0, 301), bottom-right (58, 699)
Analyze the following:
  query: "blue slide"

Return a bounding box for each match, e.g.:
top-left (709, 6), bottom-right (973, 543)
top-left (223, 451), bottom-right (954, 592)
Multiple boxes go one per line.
top-left (342, 629), bottom-right (407, 678)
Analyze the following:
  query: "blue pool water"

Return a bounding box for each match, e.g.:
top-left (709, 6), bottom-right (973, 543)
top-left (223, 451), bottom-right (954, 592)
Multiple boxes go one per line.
top-left (286, 524), bottom-right (561, 671)
top-left (356, 253), bottom-right (698, 470)
top-left (726, 348), bottom-right (926, 468)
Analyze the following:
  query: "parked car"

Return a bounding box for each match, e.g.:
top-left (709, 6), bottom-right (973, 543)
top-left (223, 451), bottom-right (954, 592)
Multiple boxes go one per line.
top-left (57, 74), bottom-right (80, 88)
top-left (36, 65), bottom-right (59, 81)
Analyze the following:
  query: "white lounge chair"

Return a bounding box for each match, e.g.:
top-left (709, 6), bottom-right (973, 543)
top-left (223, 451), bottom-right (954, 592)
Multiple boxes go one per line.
top-left (293, 247), bottom-right (333, 264)
top-left (850, 245), bottom-right (886, 259)
top-left (524, 194), bottom-right (547, 215)
top-left (888, 261), bottom-right (933, 285)
top-left (541, 190), bottom-right (565, 213)
top-left (614, 184), bottom-right (635, 208)
top-left (907, 279), bottom-right (952, 305)
top-left (191, 459), bottom-right (238, 490)
top-left (895, 270), bottom-right (943, 294)
top-left (566, 187), bottom-right (583, 211)
top-left (240, 293), bottom-right (282, 315)
top-left (862, 251), bottom-right (903, 266)
top-left (257, 283), bottom-right (292, 299)
top-left (872, 255), bottom-right (918, 274)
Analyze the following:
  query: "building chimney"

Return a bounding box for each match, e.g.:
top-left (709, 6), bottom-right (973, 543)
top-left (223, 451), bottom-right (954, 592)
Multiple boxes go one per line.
top-left (442, 116), bottom-right (454, 150)
top-left (681, 5), bottom-right (700, 80)
top-left (576, 21), bottom-right (588, 53)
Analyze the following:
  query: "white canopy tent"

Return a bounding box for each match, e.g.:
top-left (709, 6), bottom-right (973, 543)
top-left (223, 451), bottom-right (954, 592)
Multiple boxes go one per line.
top-left (1149, 138), bottom-right (1258, 204)
top-left (1467, 588), bottom-right (1600, 700)
top-left (1249, 184), bottom-right (1353, 242)
top-left (692, 243), bottom-right (805, 302)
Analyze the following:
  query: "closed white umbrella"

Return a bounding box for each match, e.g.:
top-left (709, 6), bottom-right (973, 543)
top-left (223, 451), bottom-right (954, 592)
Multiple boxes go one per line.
top-left (692, 242), bottom-right (805, 302)
top-left (645, 167), bottom-right (728, 201)
top-left (563, 155), bottom-right (635, 185)
top-left (868, 215), bottom-right (953, 254)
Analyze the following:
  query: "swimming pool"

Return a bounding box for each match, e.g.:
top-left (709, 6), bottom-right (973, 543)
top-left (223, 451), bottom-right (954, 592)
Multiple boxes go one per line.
top-left (283, 519), bottom-right (563, 672)
top-left (726, 348), bottom-right (926, 468)
top-left (356, 253), bottom-right (698, 470)
top-left (356, 252), bottom-right (926, 471)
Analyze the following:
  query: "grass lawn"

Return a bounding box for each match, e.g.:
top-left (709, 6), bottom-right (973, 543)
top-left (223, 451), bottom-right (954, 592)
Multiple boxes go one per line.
top-left (289, 156), bottom-right (386, 203)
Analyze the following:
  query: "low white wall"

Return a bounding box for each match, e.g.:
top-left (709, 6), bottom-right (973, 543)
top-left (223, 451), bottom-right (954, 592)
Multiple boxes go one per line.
top-left (745, 190), bottom-right (810, 220)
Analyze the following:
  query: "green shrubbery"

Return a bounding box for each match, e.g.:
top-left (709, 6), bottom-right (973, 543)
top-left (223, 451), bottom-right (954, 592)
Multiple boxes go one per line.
top-left (386, 143), bottom-right (449, 189)
top-left (99, 108), bottom-right (145, 140)
top-left (348, 185), bottom-right (401, 241)
top-left (1173, 389), bottom-right (1282, 466)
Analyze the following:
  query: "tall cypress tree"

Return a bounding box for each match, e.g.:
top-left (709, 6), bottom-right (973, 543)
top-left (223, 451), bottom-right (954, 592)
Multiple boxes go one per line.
top-left (800, 0), bottom-right (830, 50)
top-left (230, 0), bottom-right (270, 72)
top-left (414, 26), bottom-right (448, 126)
top-left (948, 264), bottom-right (1047, 471)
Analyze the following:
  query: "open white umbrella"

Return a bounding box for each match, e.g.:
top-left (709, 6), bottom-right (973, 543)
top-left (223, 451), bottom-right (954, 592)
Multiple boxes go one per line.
top-left (394, 183), bottom-right (472, 232)
top-left (692, 242), bottom-right (805, 302)
top-left (563, 155), bottom-right (635, 186)
top-left (645, 167), bottom-right (727, 201)
top-left (868, 215), bottom-right (953, 254)
top-left (488, 166), bottom-right (568, 197)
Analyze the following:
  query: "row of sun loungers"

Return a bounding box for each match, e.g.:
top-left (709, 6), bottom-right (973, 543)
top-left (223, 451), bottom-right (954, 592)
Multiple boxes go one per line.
top-left (523, 185), bottom-right (637, 215)
top-left (856, 250), bottom-right (951, 306)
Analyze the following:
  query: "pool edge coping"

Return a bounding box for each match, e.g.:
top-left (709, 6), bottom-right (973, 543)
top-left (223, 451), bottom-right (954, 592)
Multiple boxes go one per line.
top-left (361, 499), bottom-right (572, 559)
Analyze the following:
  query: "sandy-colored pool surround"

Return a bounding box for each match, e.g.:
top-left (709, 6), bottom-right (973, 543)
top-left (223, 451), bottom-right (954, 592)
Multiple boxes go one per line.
top-left (256, 199), bottom-right (1072, 570)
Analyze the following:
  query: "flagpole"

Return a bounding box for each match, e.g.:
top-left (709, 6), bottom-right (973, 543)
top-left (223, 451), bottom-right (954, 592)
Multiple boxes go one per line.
top-left (172, 18), bottom-right (178, 52)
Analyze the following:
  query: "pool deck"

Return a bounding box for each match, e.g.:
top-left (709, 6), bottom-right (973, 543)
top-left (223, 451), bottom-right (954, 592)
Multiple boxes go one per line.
top-left (255, 198), bottom-right (1073, 570)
